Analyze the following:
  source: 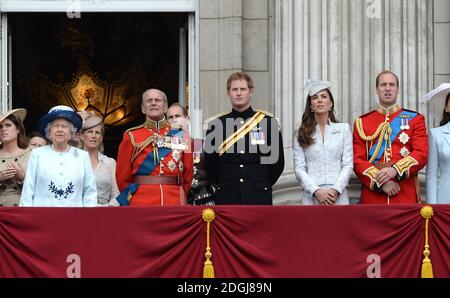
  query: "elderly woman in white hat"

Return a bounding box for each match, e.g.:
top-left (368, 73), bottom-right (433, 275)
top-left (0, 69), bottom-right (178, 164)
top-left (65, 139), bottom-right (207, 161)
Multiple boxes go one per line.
top-left (20, 105), bottom-right (97, 207)
top-left (79, 111), bottom-right (119, 206)
top-left (293, 80), bottom-right (353, 205)
top-left (0, 108), bottom-right (31, 206)
top-left (423, 83), bottom-right (450, 204)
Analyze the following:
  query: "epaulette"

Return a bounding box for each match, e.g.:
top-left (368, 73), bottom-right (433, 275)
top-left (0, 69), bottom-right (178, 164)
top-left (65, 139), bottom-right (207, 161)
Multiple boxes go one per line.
top-left (359, 110), bottom-right (377, 119)
top-left (402, 108), bottom-right (420, 115)
top-left (205, 112), bottom-right (227, 124)
top-left (124, 124), bottom-right (145, 134)
top-left (256, 110), bottom-right (274, 118)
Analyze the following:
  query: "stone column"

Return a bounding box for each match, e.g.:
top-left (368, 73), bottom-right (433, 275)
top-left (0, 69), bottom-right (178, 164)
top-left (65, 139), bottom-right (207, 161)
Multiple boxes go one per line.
top-left (199, 0), bottom-right (272, 122)
top-left (199, 0), bottom-right (243, 123)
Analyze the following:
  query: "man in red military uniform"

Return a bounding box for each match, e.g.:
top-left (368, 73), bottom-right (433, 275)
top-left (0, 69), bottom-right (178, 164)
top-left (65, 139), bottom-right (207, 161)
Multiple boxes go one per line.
top-left (353, 71), bottom-right (428, 204)
top-left (116, 89), bottom-right (193, 206)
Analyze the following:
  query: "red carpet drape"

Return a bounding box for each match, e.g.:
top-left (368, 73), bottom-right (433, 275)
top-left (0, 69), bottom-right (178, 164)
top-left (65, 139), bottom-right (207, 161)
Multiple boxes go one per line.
top-left (1, 205), bottom-right (449, 278)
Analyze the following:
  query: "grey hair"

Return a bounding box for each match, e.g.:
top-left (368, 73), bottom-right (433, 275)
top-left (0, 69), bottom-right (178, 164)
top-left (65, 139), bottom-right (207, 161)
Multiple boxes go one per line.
top-left (45, 119), bottom-right (77, 141)
top-left (142, 88), bottom-right (168, 106)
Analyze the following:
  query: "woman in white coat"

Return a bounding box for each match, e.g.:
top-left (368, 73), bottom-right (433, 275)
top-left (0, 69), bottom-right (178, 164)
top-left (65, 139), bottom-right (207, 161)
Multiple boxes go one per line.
top-left (293, 81), bottom-right (353, 205)
top-left (20, 105), bottom-right (97, 207)
top-left (426, 85), bottom-right (450, 204)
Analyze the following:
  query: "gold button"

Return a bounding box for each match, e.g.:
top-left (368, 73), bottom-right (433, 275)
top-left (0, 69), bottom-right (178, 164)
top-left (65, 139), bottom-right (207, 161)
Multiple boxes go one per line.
top-left (240, 121), bottom-right (244, 125)
top-left (240, 179), bottom-right (244, 183)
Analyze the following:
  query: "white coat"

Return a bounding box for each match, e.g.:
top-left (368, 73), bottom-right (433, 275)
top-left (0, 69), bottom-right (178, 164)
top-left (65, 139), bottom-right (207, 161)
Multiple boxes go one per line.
top-left (293, 122), bottom-right (353, 205)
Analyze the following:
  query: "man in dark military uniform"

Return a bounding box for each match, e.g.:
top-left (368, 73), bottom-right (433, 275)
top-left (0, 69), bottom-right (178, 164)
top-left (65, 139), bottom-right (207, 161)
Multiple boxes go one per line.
top-left (204, 72), bottom-right (285, 205)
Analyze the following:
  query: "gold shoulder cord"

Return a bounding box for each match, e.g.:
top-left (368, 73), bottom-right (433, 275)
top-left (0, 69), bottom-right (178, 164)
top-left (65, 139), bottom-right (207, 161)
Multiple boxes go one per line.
top-left (356, 118), bottom-right (391, 163)
top-left (128, 131), bottom-right (158, 164)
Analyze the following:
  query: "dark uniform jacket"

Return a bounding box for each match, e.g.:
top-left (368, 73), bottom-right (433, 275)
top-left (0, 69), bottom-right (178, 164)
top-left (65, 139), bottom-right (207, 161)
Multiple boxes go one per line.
top-left (187, 138), bottom-right (216, 205)
top-left (204, 107), bottom-right (285, 205)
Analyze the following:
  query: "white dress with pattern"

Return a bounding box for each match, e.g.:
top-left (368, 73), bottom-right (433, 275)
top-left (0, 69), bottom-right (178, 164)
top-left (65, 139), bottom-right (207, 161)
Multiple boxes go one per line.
top-left (293, 122), bottom-right (354, 205)
top-left (20, 145), bottom-right (97, 207)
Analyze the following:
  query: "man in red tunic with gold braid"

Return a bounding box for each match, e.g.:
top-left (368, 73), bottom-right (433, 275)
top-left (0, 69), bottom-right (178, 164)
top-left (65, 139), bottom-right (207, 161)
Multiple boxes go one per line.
top-left (115, 89), bottom-right (193, 206)
top-left (353, 71), bottom-right (428, 204)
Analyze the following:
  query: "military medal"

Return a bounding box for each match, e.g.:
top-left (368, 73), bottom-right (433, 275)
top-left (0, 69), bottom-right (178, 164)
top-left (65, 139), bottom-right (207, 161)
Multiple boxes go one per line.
top-left (259, 132), bottom-right (266, 145)
top-left (399, 132), bottom-right (410, 145)
top-left (251, 132), bottom-right (258, 145)
top-left (170, 135), bottom-right (187, 150)
top-left (400, 119), bottom-right (405, 131)
top-left (172, 150), bottom-right (181, 162)
top-left (400, 147), bottom-right (410, 157)
top-left (405, 119), bottom-right (410, 130)
top-left (400, 118), bottom-right (410, 130)
top-left (193, 152), bottom-right (201, 164)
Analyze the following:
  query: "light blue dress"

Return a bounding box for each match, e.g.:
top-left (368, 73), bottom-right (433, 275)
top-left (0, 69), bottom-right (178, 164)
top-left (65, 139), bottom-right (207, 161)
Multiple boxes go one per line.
top-left (426, 122), bottom-right (450, 204)
top-left (20, 145), bottom-right (97, 207)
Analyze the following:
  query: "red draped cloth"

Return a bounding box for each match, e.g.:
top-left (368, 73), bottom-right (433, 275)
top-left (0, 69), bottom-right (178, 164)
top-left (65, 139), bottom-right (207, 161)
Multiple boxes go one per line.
top-left (1, 205), bottom-right (449, 278)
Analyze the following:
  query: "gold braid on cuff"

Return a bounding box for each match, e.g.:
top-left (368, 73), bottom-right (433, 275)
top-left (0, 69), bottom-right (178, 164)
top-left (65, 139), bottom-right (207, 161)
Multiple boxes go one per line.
top-left (363, 166), bottom-right (380, 190)
top-left (393, 156), bottom-right (419, 179)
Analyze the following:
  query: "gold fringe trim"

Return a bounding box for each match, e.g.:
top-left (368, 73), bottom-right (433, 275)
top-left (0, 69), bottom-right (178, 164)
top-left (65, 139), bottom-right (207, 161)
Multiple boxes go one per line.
top-left (420, 206), bottom-right (434, 278)
top-left (202, 208), bottom-right (216, 278)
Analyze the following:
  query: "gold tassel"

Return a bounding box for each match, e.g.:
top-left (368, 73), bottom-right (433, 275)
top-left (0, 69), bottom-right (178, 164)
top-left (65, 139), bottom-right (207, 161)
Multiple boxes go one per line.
top-left (153, 147), bottom-right (159, 164)
top-left (127, 190), bottom-right (132, 204)
top-left (420, 206), bottom-right (434, 278)
top-left (202, 208), bottom-right (216, 278)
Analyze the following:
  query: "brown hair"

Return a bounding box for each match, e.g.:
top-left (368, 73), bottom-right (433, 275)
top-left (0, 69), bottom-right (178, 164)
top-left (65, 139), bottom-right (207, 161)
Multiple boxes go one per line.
top-left (297, 89), bottom-right (338, 148)
top-left (0, 114), bottom-right (28, 149)
top-left (227, 72), bottom-right (254, 90)
top-left (376, 70), bottom-right (399, 87)
top-left (168, 103), bottom-right (188, 117)
top-left (440, 93), bottom-right (450, 127)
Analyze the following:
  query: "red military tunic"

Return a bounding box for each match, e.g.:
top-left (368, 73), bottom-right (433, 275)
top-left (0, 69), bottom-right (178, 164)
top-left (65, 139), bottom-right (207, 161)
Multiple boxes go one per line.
top-left (116, 118), bottom-right (193, 206)
top-left (353, 104), bottom-right (428, 204)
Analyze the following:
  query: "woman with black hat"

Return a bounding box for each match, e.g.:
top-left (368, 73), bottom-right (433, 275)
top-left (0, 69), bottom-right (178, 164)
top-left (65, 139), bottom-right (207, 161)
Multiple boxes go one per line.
top-left (0, 108), bottom-right (31, 206)
top-left (20, 105), bottom-right (97, 207)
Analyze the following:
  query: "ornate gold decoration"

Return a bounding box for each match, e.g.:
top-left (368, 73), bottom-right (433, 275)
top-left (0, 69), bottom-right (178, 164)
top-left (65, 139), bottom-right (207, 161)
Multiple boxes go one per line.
top-left (393, 156), bottom-right (419, 178)
top-left (420, 206), bottom-right (434, 278)
top-left (29, 63), bottom-right (146, 127)
top-left (356, 119), bottom-right (392, 164)
top-left (376, 104), bottom-right (401, 115)
top-left (363, 166), bottom-right (380, 190)
top-left (202, 208), bottom-right (216, 278)
top-left (218, 112), bottom-right (266, 156)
